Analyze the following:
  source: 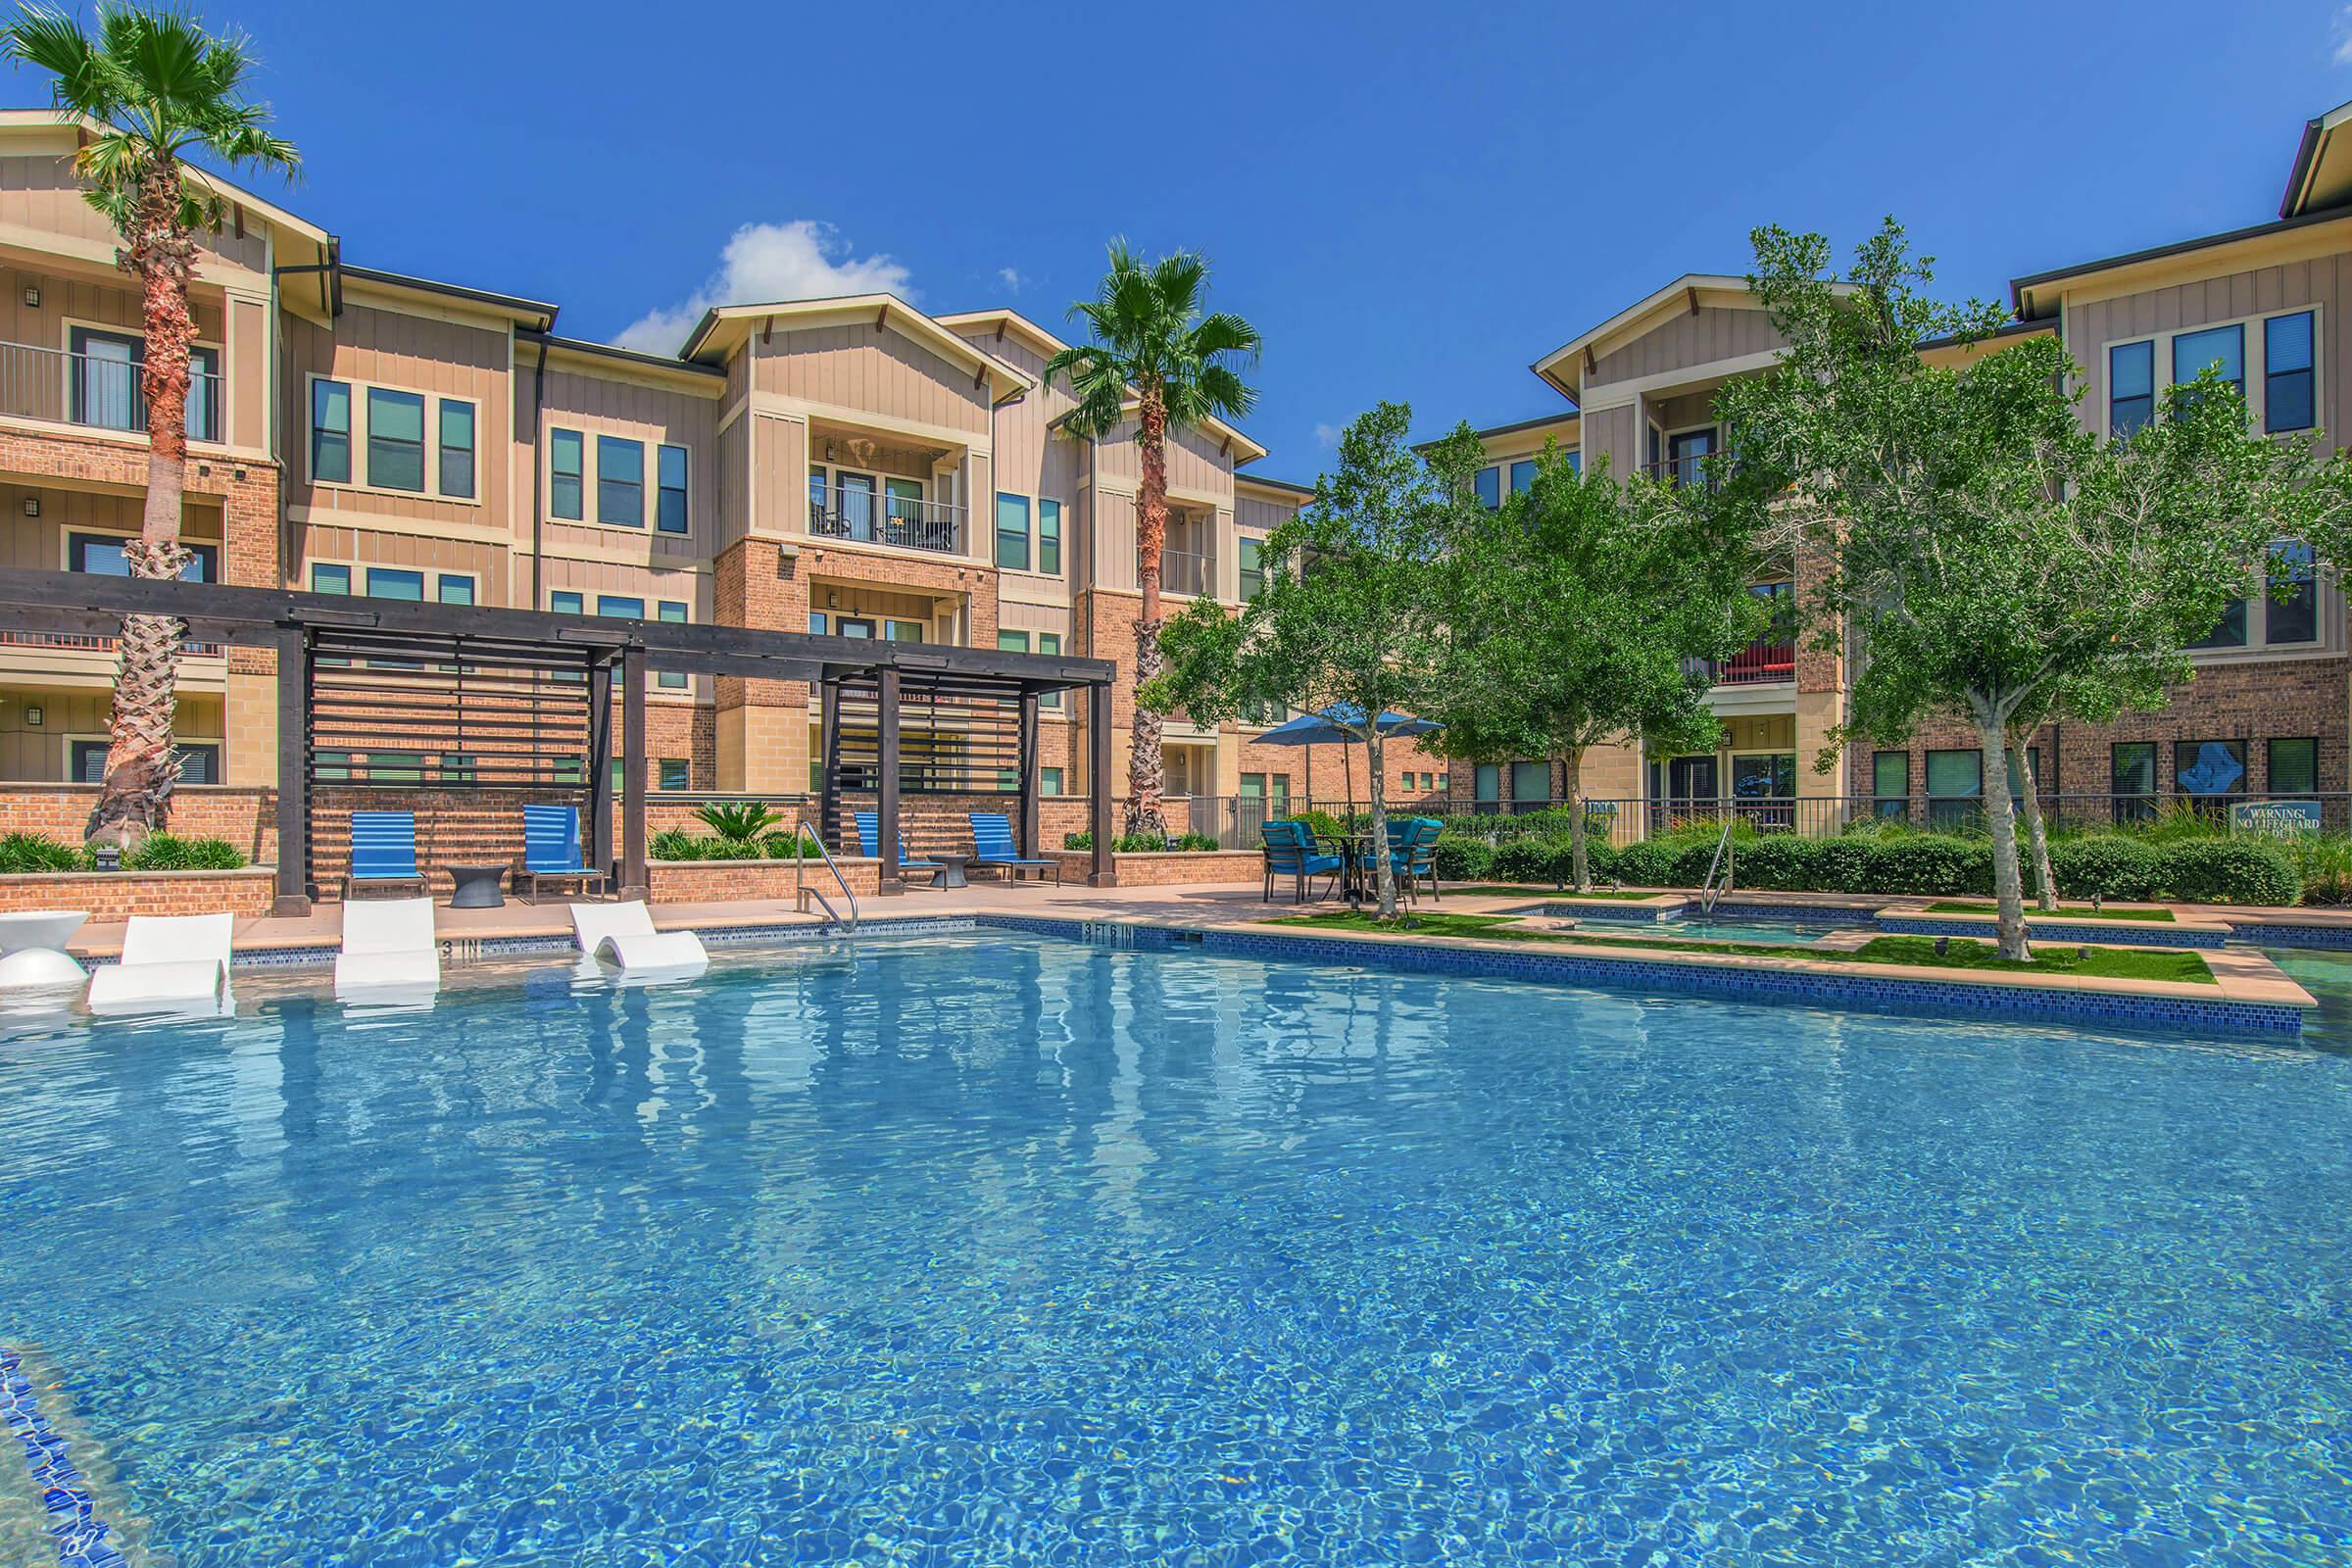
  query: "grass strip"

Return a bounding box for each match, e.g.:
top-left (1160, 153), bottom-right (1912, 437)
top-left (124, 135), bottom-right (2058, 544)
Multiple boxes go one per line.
top-left (1263, 910), bottom-right (2214, 985)
top-left (1447, 886), bottom-right (1671, 901)
top-left (1922, 901), bottom-right (2175, 922)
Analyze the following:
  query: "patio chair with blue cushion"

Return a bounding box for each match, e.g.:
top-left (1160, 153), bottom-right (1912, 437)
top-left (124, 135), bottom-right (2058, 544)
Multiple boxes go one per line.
top-left (1261, 819), bottom-right (1344, 904)
top-left (855, 810), bottom-right (943, 881)
top-left (1386, 815), bottom-right (1445, 903)
top-left (344, 810), bottom-right (427, 900)
top-left (967, 811), bottom-right (1061, 885)
top-left (514, 804), bottom-right (610, 904)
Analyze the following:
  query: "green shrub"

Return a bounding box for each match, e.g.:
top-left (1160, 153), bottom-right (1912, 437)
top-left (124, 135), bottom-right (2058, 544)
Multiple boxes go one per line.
top-left (2286, 834), bottom-right (2352, 907)
top-left (694, 802), bottom-right (780, 843)
top-left (1297, 808), bottom-right (1346, 843)
top-left (1490, 836), bottom-right (1561, 884)
top-left (0, 831), bottom-right (85, 873)
top-left (1610, 839), bottom-right (1681, 888)
top-left (122, 834), bottom-right (244, 871)
top-left (1062, 830), bottom-right (1093, 851)
top-left (2128, 798), bottom-right (2229, 844)
top-left (1728, 834), bottom-right (1814, 891)
top-left (1809, 835), bottom-right (1888, 894)
top-left (650, 831), bottom-right (760, 861)
top-left (759, 831), bottom-right (812, 859)
top-left (2048, 837), bottom-right (2165, 902)
top-left (1431, 833), bottom-right (1494, 882)
top-left (1870, 834), bottom-right (1986, 896)
top-left (1173, 831), bottom-right (1222, 852)
top-left (2157, 839), bottom-right (2299, 906)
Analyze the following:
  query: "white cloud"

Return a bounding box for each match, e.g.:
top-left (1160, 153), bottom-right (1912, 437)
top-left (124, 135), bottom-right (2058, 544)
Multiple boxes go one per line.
top-left (613, 220), bottom-right (913, 353)
top-left (2333, 5), bottom-right (2352, 64)
top-left (997, 267), bottom-right (1026, 293)
top-left (1313, 422), bottom-right (1343, 449)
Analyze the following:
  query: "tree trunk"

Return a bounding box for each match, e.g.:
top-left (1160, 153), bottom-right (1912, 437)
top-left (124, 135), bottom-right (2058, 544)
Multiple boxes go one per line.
top-left (1126, 386), bottom-right (1168, 840)
top-left (88, 165), bottom-right (198, 852)
top-left (1563, 747), bottom-right (1591, 893)
top-left (1977, 708), bottom-right (2031, 961)
top-left (2010, 729), bottom-right (2058, 912)
top-left (1366, 726), bottom-right (1396, 919)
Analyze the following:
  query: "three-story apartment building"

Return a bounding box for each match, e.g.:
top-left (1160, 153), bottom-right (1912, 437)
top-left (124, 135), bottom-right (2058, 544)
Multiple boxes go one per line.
top-left (1456, 95), bottom-right (2352, 830)
top-left (0, 110), bottom-right (1415, 833)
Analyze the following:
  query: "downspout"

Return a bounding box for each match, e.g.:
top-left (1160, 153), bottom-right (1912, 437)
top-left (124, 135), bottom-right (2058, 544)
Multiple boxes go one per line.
top-left (530, 335), bottom-right (549, 608)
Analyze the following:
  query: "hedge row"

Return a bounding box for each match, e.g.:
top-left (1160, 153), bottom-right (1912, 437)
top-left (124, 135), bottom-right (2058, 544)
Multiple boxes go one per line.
top-left (0, 830), bottom-right (247, 874)
top-left (1434, 829), bottom-right (2301, 906)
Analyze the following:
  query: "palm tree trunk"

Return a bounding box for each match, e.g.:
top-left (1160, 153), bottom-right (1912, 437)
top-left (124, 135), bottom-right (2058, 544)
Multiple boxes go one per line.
top-left (1127, 387), bottom-right (1168, 839)
top-left (87, 167), bottom-right (196, 851)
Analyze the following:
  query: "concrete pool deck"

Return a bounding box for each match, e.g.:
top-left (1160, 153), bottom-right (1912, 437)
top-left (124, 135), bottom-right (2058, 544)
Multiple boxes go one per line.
top-left (50, 878), bottom-right (2323, 1035)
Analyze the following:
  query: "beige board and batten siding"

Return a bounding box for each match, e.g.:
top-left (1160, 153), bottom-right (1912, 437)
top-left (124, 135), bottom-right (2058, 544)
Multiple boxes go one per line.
top-left (0, 484), bottom-right (221, 569)
top-left (2063, 249), bottom-right (2349, 442)
top-left (1586, 303), bottom-right (1785, 388)
top-left (1578, 403), bottom-right (1642, 476)
top-left (753, 323), bottom-right (992, 436)
top-left (0, 151), bottom-right (270, 278)
top-left (536, 364), bottom-right (719, 564)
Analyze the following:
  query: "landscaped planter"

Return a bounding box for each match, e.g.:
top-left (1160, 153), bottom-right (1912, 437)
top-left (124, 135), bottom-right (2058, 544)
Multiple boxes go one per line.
top-left (1047, 849), bottom-right (1266, 887)
top-left (0, 866), bottom-right (276, 921)
top-left (645, 857), bottom-right (882, 904)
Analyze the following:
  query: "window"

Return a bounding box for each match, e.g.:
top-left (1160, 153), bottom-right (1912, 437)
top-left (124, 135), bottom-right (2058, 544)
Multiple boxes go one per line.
top-left (437, 573), bottom-right (473, 606)
top-left (438, 399), bottom-right (476, 498)
top-left (439, 754), bottom-right (476, 785)
top-left (312, 379), bottom-right (352, 482)
top-left (1925, 748), bottom-right (1982, 831)
top-left (657, 444), bottom-right (689, 534)
top-left (2004, 746), bottom-right (2042, 801)
top-left (2189, 596), bottom-right (2248, 650)
top-left (1474, 763), bottom-right (1500, 808)
top-left (69, 326), bottom-right (137, 431)
top-left (367, 388), bottom-right (426, 492)
top-left (659, 758), bottom-right (690, 792)
top-left (882, 477), bottom-right (924, 541)
top-left (366, 567), bottom-right (423, 602)
top-left (551, 429), bottom-right (584, 519)
top-left (1270, 774), bottom-right (1291, 814)
top-left (1038, 633), bottom-right (1061, 709)
top-left (1474, 466), bottom-right (1501, 510)
top-left (2266, 312), bottom-right (2316, 433)
top-left (598, 437), bottom-right (644, 526)
top-left (185, 346), bottom-right (220, 443)
top-left (1872, 751), bottom-right (1909, 818)
top-left (2172, 323), bottom-right (2245, 407)
top-left (1038, 499), bottom-right (1062, 575)
top-left (73, 738), bottom-right (217, 785)
top-left (72, 533), bottom-right (214, 581)
top-left (1563, 451), bottom-right (1582, 476)
top-left (2267, 540), bottom-right (2318, 644)
top-left (310, 563), bottom-right (351, 595)
top-left (997, 630), bottom-right (1029, 655)
top-left (1041, 766), bottom-right (1063, 796)
top-left (884, 619), bottom-right (924, 643)
top-left (597, 594), bottom-right (644, 620)
top-left (611, 757), bottom-right (626, 795)
top-left (1238, 537), bottom-right (1264, 601)
top-left (369, 752), bottom-right (425, 786)
top-left (995, 493), bottom-right (1031, 570)
top-left (658, 602), bottom-right (688, 688)
top-left (1509, 459), bottom-right (1538, 494)
top-left (2111, 742), bottom-right (2156, 823)
top-left (1732, 754), bottom-right (1795, 800)
top-left (2109, 340), bottom-right (2154, 437)
top-left (2270, 737), bottom-right (2320, 795)
top-left (1510, 760), bottom-right (1549, 809)
top-left (808, 612), bottom-right (826, 635)
top-left (2176, 739), bottom-right (2247, 802)
top-left (551, 590), bottom-right (583, 615)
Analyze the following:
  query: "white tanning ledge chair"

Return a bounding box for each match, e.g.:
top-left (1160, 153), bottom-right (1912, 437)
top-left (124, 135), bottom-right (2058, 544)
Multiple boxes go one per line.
top-left (334, 897), bottom-right (441, 1000)
top-left (86, 911), bottom-right (234, 1015)
top-left (570, 901), bottom-right (708, 974)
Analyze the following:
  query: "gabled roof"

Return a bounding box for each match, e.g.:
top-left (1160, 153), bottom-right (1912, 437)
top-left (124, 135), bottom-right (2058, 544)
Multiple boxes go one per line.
top-left (2008, 207), bottom-right (2352, 319)
top-left (677, 294), bottom-right (1032, 400)
top-left (2282, 96), bottom-right (2352, 218)
top-left (520, 328), bottom-right (725, 385)
top-left (1236, 472), bottom-right (1313, 499)
top-left (1530, 273), bottom-right (1763, 395)
top-left (343, 264), bottom-right (557, 329)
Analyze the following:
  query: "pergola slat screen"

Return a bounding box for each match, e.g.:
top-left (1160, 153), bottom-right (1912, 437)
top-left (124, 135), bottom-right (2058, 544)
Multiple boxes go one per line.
top-left (831, 677), bottom-right (1023, 795)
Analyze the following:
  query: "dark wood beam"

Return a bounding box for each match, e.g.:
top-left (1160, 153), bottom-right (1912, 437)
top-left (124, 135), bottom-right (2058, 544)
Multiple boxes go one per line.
top-left (1088, 683), bottom-right (1116, 887)
top-left (619, 644), bottom-right (648, 900)
top-left (588, 664), bottom-right (613, 884)
top-left (876, 666), bottom-right (903, 896)
top-left (1017, 689), bottom-right (1040, 858)
top-left (272, 624), bottom-right (311, 916)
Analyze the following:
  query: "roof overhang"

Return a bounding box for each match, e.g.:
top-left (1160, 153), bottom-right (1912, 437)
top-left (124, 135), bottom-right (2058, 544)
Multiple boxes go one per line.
top-left (1530, 273), bottom-right (1761, 397)
top-left (933, 306), bottom-right (1069, 359)
top-left (343, 264), bottom-right (557, 330)
top-left (2282, 97), bottom-right (2352, 218)
top-left (679, 295), bottom-right (1033, 400)
top-left (1046, 398), bottom-right (1269, 465)
top-left (1235, 472), bottom-right (1313, 500)
top-left (520, 329), bottom-right (724, 389)
top-left (2009, 207), bottom-right (2352, 318)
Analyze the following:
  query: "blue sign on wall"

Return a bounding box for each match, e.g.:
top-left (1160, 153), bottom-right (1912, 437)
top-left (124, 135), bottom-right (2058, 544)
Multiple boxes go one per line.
top-left (2230, 800), bottom-right (2322, 838)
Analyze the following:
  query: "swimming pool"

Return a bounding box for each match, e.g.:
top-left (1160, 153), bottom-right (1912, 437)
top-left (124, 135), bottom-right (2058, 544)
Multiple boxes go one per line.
top-left (2, 929), bottom-right (2347, 1565)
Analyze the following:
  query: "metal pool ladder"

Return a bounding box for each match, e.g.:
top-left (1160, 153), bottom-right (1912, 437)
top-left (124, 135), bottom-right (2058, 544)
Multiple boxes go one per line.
top-left (1698, 820), bottom-right (1736, 914)
top-left (793, 818), bottom-right (860, 932)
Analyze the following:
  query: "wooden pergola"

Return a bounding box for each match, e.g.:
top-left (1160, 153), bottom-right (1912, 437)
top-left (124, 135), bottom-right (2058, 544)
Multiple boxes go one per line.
top-left (0, 569), bottom-right (1118, 913)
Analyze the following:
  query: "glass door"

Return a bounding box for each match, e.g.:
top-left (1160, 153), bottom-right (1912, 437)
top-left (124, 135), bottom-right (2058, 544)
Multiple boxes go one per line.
top-left (835, 473), bottom-right (877, 542)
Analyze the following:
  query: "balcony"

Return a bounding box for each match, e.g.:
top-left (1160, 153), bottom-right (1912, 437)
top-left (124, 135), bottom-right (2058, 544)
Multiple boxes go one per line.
top-left (1686, 638), bottom-right (1795, 688)
top-left (0, 340), bottom-right (220, 442)
top-left (1158, 548), bottom-right (1213, 598)
top-left (0, 628), bottom-right (222, 658)
top-left (1640, 452), bottom-right (1730, 491)
top-left (807, 478), bottom-right (963, 556)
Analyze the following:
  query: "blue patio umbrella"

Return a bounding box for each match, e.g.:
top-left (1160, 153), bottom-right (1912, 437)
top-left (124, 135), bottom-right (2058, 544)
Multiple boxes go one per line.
top-left (1251, 704), bottom-right (1441, 812)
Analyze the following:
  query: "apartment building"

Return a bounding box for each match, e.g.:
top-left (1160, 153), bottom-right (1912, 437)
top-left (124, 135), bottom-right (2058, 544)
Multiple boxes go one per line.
top-left (0, 110), bottom-right (1425, 830)
top-left (1455, 96), bottom-right (2352, 826)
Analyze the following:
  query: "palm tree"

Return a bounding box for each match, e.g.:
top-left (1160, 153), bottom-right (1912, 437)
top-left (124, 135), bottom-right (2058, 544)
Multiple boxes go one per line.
top-left (1, 3), bottom-right (297, 849)
top-left (1048, 243), bottom-right (1259, 839)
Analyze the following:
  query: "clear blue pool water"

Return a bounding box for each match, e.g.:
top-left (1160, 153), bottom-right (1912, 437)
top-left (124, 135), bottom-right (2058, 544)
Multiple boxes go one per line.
top-left (3, 929), bottom-right (2350, 1566)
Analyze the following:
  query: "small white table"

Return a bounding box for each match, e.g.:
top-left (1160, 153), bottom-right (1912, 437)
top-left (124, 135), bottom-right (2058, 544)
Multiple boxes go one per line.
top-left (0, 909), bottom-right (89, 990)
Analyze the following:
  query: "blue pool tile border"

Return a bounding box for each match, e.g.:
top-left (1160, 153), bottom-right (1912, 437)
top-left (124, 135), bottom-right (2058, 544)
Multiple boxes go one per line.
top-left (976, 914), bottom-right (2303, 1037)
top-left (1877, 915), bottom-right (2226, 950)
top-left (2230, 921), bottom-right (2352, 950)
top-left (0, 1348), bottom-right (125, 1568)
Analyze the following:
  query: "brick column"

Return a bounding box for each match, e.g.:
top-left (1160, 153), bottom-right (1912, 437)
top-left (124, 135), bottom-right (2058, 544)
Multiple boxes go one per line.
top-left (215, 460), bottom-right (283, 788)
top-left (712, 536), bottom-right (809, 793)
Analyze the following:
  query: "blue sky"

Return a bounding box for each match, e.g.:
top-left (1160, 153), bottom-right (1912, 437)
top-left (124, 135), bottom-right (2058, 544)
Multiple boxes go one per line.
top-left (40, 0), bottom-right (2352, 479)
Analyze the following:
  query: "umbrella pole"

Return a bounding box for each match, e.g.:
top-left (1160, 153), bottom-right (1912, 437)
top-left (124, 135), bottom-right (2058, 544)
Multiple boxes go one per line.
top-left (1305, 743), bottom-right (1312, 812)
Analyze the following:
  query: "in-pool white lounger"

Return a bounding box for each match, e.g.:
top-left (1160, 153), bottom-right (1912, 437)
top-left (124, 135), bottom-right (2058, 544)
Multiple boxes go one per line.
top-left (334, 897), bottom-right (441, 999)
top-left (570, 901), bottom-right (708, 973)
top-left (86, 911), bottom-right (233, 1015)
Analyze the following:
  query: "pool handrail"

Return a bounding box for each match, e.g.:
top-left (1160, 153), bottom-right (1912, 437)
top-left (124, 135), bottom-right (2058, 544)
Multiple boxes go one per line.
top-left (792, 816), bottom-right (859, 931)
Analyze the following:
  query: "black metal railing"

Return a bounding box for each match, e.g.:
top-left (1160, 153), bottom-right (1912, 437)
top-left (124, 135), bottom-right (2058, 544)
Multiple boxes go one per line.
top-left (806, 479), bottom-right (962, 555)
top-left (0, 340), bottom-right (220, 441)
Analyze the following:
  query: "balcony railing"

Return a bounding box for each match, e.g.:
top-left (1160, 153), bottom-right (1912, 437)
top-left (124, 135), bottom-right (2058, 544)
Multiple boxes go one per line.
top-left (806, 479), bottom-right (963, 555)
top-left (1641, 451), bottom-right (1731, 491)
top-left (0, 340), bottom-right (220, 442)
top-left (1158, 548), bottom-right (1213, 598)
top-left (0, 627), bottom-right (221, 658)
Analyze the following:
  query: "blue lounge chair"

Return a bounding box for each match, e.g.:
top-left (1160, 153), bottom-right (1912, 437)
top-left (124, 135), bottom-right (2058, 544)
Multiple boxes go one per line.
top-left (1385, 815), bottom-right (1445, 903)
top-left (967, 811), bottom-right (1061, 884)
top-left (514, 804), bottom-right (610, 903)
top-left (1262, 819), bottom-right (1343, 904)
top-left (855, 811), bottom-right (943, 880)
top-left (345, 810), bottom-right (426, 899)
